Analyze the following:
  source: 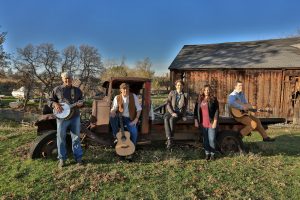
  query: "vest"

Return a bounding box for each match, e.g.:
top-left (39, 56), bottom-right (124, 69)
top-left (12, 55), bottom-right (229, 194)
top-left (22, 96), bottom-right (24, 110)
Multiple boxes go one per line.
top-left (117, 93), bottom-right (137, 120)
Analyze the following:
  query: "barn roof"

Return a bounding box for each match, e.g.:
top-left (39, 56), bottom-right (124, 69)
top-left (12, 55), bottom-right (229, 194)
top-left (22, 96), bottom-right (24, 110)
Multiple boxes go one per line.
top-left (169, 37), bottom-right (300, 70)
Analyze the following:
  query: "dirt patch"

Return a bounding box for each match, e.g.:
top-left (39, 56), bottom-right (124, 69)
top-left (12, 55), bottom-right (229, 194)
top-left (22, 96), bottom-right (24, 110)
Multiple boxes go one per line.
top-left (11, 142), bottom-right (32, 160)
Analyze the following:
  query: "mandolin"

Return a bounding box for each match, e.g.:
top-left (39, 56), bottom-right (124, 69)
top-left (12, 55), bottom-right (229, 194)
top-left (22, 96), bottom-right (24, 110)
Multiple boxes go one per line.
top-left (115, 113), bottom-right (135, 156)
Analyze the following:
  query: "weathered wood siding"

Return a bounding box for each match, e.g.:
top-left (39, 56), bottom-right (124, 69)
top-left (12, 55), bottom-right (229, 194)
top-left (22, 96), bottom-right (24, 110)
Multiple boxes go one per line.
top-left (171, 69), bottom-right (300, 122)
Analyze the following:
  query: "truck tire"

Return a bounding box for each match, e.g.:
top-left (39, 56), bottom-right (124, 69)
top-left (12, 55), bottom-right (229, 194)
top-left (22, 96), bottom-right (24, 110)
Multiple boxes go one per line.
top-left (29, 130), bottom-right (72, 159)
top-left (216, 131), bottom-right (244, 154)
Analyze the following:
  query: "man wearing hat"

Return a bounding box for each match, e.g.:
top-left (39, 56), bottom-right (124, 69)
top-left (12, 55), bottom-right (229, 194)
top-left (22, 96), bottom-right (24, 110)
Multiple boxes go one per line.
top-left (48, 71), bottom-right (84, 168)
top-left (110, 83), bottom-right (142, 149)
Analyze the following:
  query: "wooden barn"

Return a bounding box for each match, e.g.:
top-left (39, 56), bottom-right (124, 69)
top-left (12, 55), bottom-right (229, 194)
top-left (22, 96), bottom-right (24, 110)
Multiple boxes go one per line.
top-left (169, 37), bottom-right (300, 123)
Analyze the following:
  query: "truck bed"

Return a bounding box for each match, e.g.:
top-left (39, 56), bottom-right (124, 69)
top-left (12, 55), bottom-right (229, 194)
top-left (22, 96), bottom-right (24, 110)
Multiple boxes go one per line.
top-left (152, 115), bottom-right (286, 125)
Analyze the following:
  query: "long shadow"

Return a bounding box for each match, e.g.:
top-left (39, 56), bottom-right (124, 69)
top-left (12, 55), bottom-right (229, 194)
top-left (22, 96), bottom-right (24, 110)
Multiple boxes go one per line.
top-left (83, 141), bottom-right (209, 165)
top-left (84, 134), bottom-right (300, 165)
top-left (243, 134), bottom-right (300, 157)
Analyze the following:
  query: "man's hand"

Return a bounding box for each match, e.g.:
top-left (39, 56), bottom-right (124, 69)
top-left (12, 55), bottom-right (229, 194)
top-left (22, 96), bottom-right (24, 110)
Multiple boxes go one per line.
top-left (211, 120), bottom-right (217, 129)
top-left (76, 101), bottom-right (84, 108)
top-left (182, 117), bottom-right (187, 121)
top-left (54, 102), bottom-right (63, 113)
top-left (242, 105), bottom-right (249, 111)
top-left (129, 118), bottom-right (139, 126)
top-left (171, 113), bottom-right (178, 117)
top-left (194, 119), bottom-right (199, 128)
top-left (110, 111), bottom-right (116, 117)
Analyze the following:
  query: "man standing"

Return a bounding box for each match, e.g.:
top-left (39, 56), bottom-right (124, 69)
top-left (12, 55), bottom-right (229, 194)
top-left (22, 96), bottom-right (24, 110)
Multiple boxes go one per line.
top-left (228, 80), bottom-right (275, 142)
top-left (110, 83), bottom-right (142, 147)
top-left (49, 71), bottom-right (84, 168)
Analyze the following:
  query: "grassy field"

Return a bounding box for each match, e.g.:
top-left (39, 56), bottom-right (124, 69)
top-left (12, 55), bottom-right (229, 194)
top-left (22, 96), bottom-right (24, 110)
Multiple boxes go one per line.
top-left (0, 120), bottom-right (300, 199)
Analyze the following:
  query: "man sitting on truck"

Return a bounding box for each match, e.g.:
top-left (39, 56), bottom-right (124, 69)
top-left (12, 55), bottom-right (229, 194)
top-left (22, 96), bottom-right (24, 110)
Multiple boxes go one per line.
top-left (110, 83), bottom-right (142, 147)
top-left (228, 80), bottom-right (275, 142)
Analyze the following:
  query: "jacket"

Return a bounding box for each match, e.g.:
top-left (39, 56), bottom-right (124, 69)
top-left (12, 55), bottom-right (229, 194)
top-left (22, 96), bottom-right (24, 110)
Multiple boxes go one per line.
top-left (166, 90), bottom-right (188, 116)
top-left (194, 96), bottom-right (219, 124)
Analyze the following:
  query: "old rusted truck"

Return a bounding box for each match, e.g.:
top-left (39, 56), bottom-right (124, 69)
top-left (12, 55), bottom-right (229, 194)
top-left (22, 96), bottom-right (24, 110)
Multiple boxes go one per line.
top-left (29, 77), bottom-right (285, 159)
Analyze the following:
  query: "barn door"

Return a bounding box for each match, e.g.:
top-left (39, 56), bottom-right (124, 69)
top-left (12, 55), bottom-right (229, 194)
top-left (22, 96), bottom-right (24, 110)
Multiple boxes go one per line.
top-left (291, 77), bottom-right (300, 124)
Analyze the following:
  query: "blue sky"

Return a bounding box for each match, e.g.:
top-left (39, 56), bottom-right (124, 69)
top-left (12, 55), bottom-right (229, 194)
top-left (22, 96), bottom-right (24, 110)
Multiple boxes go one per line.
top-left (1, 0), bottom-right (300, 74)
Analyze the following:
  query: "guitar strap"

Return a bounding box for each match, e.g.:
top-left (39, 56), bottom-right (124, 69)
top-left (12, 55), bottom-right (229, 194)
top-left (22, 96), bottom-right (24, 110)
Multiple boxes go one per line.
top-left (64, 87), bottom-right (76, 120)
top-left (71, 87), bottom-right (75, 103)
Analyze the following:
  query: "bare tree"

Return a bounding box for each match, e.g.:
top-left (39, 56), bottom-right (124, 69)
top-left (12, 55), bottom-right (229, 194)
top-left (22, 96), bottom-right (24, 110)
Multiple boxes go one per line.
top-left (14, 43), bottom-right (61, 109)
top-left (134, 57), bottom-right (155, 78)
top-left (0, 31), bottom-right (9, 76)
top-left (78, 45), bottom-right (104, 93)
top-left (101, 65), bottom-right (129, 81)
top-left (120, 56), bottom-right (127, 67)
top-left (15, 43), bottom-right (60, 94)
top-left (16, 71), bottom-right (35, 110)
top-left (61, 45), bottom-right (79, 74)
top-left (104, 58), bottom-right (119, 69)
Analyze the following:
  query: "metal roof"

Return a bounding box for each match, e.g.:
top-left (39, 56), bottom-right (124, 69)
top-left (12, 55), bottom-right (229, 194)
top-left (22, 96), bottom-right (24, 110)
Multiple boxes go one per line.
top-left (169, 37), bottom-right (300, 70)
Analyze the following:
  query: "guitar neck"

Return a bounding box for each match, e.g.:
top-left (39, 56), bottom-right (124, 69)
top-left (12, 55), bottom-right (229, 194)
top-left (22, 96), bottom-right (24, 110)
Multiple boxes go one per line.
top-left (248, 108), bottom-right (257, 112)
top-left (118, 114), bottom-right (125, 136)
top-left (69, 100), bottom-right (83, 109)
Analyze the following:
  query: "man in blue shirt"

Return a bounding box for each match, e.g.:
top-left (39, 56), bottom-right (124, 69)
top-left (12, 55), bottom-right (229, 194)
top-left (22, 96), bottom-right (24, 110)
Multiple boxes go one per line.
top-left (228, 80), bottom-right (275, 142)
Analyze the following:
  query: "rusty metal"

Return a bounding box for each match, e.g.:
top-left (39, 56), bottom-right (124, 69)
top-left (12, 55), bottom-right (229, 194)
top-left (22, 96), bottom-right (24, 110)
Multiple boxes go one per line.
top-left (29, 77), bottom-right (286, 159)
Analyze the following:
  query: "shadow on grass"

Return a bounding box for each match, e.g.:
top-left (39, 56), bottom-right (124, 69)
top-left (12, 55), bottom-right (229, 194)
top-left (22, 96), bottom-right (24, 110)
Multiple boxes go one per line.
top-left (244, 134), bottom-right (300, 157)
top-left (83, 133), bottom-right (300, 165)
top-left (83, 141), bottom-right (209, 164)
top-left (26, 133), bottom-right (300, 165)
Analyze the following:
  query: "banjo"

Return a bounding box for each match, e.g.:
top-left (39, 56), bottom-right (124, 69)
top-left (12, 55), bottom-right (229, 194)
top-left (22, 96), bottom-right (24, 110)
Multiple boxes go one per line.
top-left (53, 100), bottom-right (83, 120)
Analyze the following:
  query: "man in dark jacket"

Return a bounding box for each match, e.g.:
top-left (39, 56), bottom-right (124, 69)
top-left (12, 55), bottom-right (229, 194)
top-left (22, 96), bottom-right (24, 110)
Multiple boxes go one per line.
top-left (164, 79), bottom-right (188, 149)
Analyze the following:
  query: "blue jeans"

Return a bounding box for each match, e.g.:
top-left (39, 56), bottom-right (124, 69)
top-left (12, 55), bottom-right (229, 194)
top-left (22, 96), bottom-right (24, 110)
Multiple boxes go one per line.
top-left (110, 116), bottom-right (138, 145)
top-left (56, 115), bottom-right (83, 161)
top-left (202, 127), bottom-right (216, 155)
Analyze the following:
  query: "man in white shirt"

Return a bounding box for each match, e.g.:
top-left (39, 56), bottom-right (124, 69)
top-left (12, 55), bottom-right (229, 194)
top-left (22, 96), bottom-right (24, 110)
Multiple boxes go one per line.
top-left (110, 83), bottom-right (142, 145)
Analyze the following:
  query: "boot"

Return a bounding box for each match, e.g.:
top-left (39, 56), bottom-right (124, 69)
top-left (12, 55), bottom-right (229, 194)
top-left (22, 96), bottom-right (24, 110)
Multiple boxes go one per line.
top-left (76, 158), bottom-right (84, 166)
top-left (58, 159), bottom-right (65, 169)
top-left (205, 154), bottom-right (210, 161)
top-left (166, 138), bottom-right (172, 150)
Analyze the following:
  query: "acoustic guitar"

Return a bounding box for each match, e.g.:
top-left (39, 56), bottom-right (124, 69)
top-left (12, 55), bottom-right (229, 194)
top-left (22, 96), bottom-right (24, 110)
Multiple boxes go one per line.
top-left (53, 100), bottom-right (83, 120)
top-left (230, 103), bottom-right (272, 118)
top-left (115, 114), bottom-right (135, 156)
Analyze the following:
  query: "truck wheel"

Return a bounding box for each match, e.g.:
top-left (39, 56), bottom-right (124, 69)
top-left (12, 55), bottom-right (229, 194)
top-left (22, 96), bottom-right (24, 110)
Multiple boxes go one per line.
top-left (217, 131), bottom-right (244, 154)
top-left (29, 130), bottom-right (72, 159)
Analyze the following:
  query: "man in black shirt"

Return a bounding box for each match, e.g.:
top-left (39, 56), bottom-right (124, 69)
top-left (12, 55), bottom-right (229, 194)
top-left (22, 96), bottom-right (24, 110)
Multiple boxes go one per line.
top-left (48, 71), bottom-right (84, 168)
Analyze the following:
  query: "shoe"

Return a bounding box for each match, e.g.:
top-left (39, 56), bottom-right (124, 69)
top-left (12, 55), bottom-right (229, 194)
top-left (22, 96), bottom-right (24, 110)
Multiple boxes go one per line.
top-left (125, 155), bottom-right (133, 162)
top-left (210, 154), bottom-right (215, 161)
top-left (76, 158), bottom-right (84, 166)
top-left (205, 154), bottom-right (210, 161)
top-left (114, 138), bottom-right (118, 144)
top-left (58, 159), bottom-right (65, 168)
top-left (166, 139), bottom-right (172, 150)
top-left (263, 137), bottom-right (275, 142)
